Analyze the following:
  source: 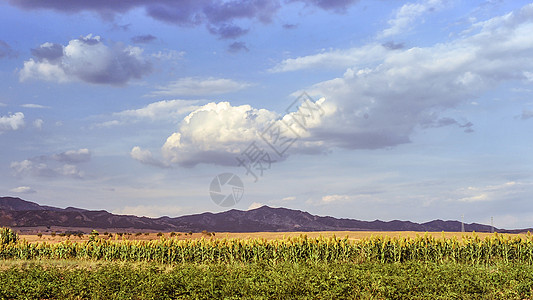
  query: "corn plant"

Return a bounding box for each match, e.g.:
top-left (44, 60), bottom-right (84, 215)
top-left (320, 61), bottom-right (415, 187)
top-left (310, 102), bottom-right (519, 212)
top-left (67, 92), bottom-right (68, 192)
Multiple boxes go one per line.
top-left (0, 227), bottom-right (18, 245)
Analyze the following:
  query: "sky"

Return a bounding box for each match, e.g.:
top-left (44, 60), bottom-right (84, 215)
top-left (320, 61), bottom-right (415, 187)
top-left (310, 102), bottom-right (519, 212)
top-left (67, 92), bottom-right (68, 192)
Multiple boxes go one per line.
top-left (1, 0), bottom-right (533, 229)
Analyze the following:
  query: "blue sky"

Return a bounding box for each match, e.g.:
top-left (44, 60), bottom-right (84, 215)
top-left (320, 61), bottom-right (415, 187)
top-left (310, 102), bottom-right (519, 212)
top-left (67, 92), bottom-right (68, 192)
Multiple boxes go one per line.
top-left (1, 0), bottom-right (533, 229)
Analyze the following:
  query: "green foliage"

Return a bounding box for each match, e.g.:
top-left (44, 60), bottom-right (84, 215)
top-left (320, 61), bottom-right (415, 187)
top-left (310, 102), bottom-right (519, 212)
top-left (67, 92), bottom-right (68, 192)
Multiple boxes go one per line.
top-left (0, 260), bottom-right (532, 299)
top-left (0, 227), bottom-right (18, 245)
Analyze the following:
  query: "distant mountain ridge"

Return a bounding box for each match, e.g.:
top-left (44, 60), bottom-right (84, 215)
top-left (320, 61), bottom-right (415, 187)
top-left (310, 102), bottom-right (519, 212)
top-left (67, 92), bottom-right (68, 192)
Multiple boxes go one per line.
top-left (0, 197), bottom-right (530, 233)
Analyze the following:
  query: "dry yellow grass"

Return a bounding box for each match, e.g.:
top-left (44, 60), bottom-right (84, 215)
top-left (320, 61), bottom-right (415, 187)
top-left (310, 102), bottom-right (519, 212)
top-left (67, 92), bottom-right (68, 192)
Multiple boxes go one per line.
top-left (19, 230), bottom-right (525, 244)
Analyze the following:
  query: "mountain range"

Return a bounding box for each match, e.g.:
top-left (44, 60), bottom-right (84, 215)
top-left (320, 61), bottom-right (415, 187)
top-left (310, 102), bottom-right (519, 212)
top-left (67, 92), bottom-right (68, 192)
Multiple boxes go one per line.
top-left (0, 197), bottom-right (529, 233)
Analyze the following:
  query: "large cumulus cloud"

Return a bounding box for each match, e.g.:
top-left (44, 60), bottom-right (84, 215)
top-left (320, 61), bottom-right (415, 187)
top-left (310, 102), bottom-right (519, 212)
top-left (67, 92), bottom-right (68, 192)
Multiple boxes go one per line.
top-left (131, 97), bottom-right (334, 167)
top-left (131, 4), bottom-right (533, 168)
top-left (19, 34), bottom-right (152, 85)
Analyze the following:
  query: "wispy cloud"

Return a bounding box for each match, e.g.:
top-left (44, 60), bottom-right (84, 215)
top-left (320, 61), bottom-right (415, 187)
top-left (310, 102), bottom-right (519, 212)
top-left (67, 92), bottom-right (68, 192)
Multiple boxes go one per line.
top-left (9, 186), bottom-right (36, 194)
top-left (21, 103), bottom-right (49, 109)
top-left (269, 44), bottom-right (388, 73)
top-left (457, 182), bottom-right (529, 203)
top-left (92, 99), bottom-right (200, 128)
top-left (10, 149), bottom-right (91, 179)
top-left (378, 0), bottom-right (445, 39)
top-left (149, 77), bottom-right (252, 97)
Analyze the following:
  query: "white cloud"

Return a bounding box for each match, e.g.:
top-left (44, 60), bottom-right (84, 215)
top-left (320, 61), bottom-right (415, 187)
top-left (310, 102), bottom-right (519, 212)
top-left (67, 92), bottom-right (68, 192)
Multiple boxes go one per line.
top-left (150, 77), bottom-right (252, 97)
top-left (11, 149), bottom-right (90, 178)
top-left (269, 44), bottom-right (389, 73)
top-left (20, 34), bottom-right (151, 85)
top-left (10, 160), bottom-right (52, 177)
top-left (33, 119), bottom-right (44, 130)
top-left (158, 97), bottom-right (335, 167)
top-left (161, 101), bottom-right (277, 166)
top-left (321, 194), bottom-right (352, 203)
top-left (459, 193), bottom-right (489, 202)
top-left (21, 104), bottom-right (49, 109)
top-left (130, 146), bottom-right (169, 168)
top-left (457, 182), bottom-right (522, 203)
top-left (10, 159), bottom-right (85, 179)
top-left (281, 196), bottom-right (296, 201)
top-left (92, 120), bottom-right (120, 128)
top-left (9, 186), bottom-right (36, 194)
top-left (0, 103), bottom-right (6, 107)
top-left (93, 100), bottom-right (200, 128)
top-left (114, 99), bottom-right (200, 121)
top-left (0, 112), bottom-right (25, 132)
top-left (305, 193), bottom-right (377, 206)
top-left (52, 148), bottom-right (91, 163)
top-left (379, 0), bottom-right (445, 38)
top-left (151, 49), bottom-right (185, 61)
top-left (57, 164), bottom-right (84, 178)
top-left (19, 58), bottom-right (68, 82)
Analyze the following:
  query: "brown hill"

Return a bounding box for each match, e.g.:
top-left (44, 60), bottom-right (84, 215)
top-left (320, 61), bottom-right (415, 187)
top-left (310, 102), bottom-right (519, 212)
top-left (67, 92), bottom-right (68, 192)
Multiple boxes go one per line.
top-left (0, 197), bottom-right (528, 233)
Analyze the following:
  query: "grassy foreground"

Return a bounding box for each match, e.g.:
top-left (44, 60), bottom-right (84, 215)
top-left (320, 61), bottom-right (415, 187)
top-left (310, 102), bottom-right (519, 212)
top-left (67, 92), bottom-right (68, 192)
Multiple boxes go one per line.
top-left (0, 260), bottom-right (532, 299)
top-left (2, 229), bottom-right (533, 299)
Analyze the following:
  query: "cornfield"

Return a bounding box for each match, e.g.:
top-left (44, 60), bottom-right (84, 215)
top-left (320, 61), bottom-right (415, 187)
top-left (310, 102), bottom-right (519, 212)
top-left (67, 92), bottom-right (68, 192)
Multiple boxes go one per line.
top-left (1, 233), bottom-right (533, 264)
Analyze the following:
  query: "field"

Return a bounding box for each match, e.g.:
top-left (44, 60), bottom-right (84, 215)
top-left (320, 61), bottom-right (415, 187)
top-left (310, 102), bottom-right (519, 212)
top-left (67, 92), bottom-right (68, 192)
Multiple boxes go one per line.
top-left (2, 228), bottom-right (533, 299)
top-left (18, 230), bottom-right (509, 243)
